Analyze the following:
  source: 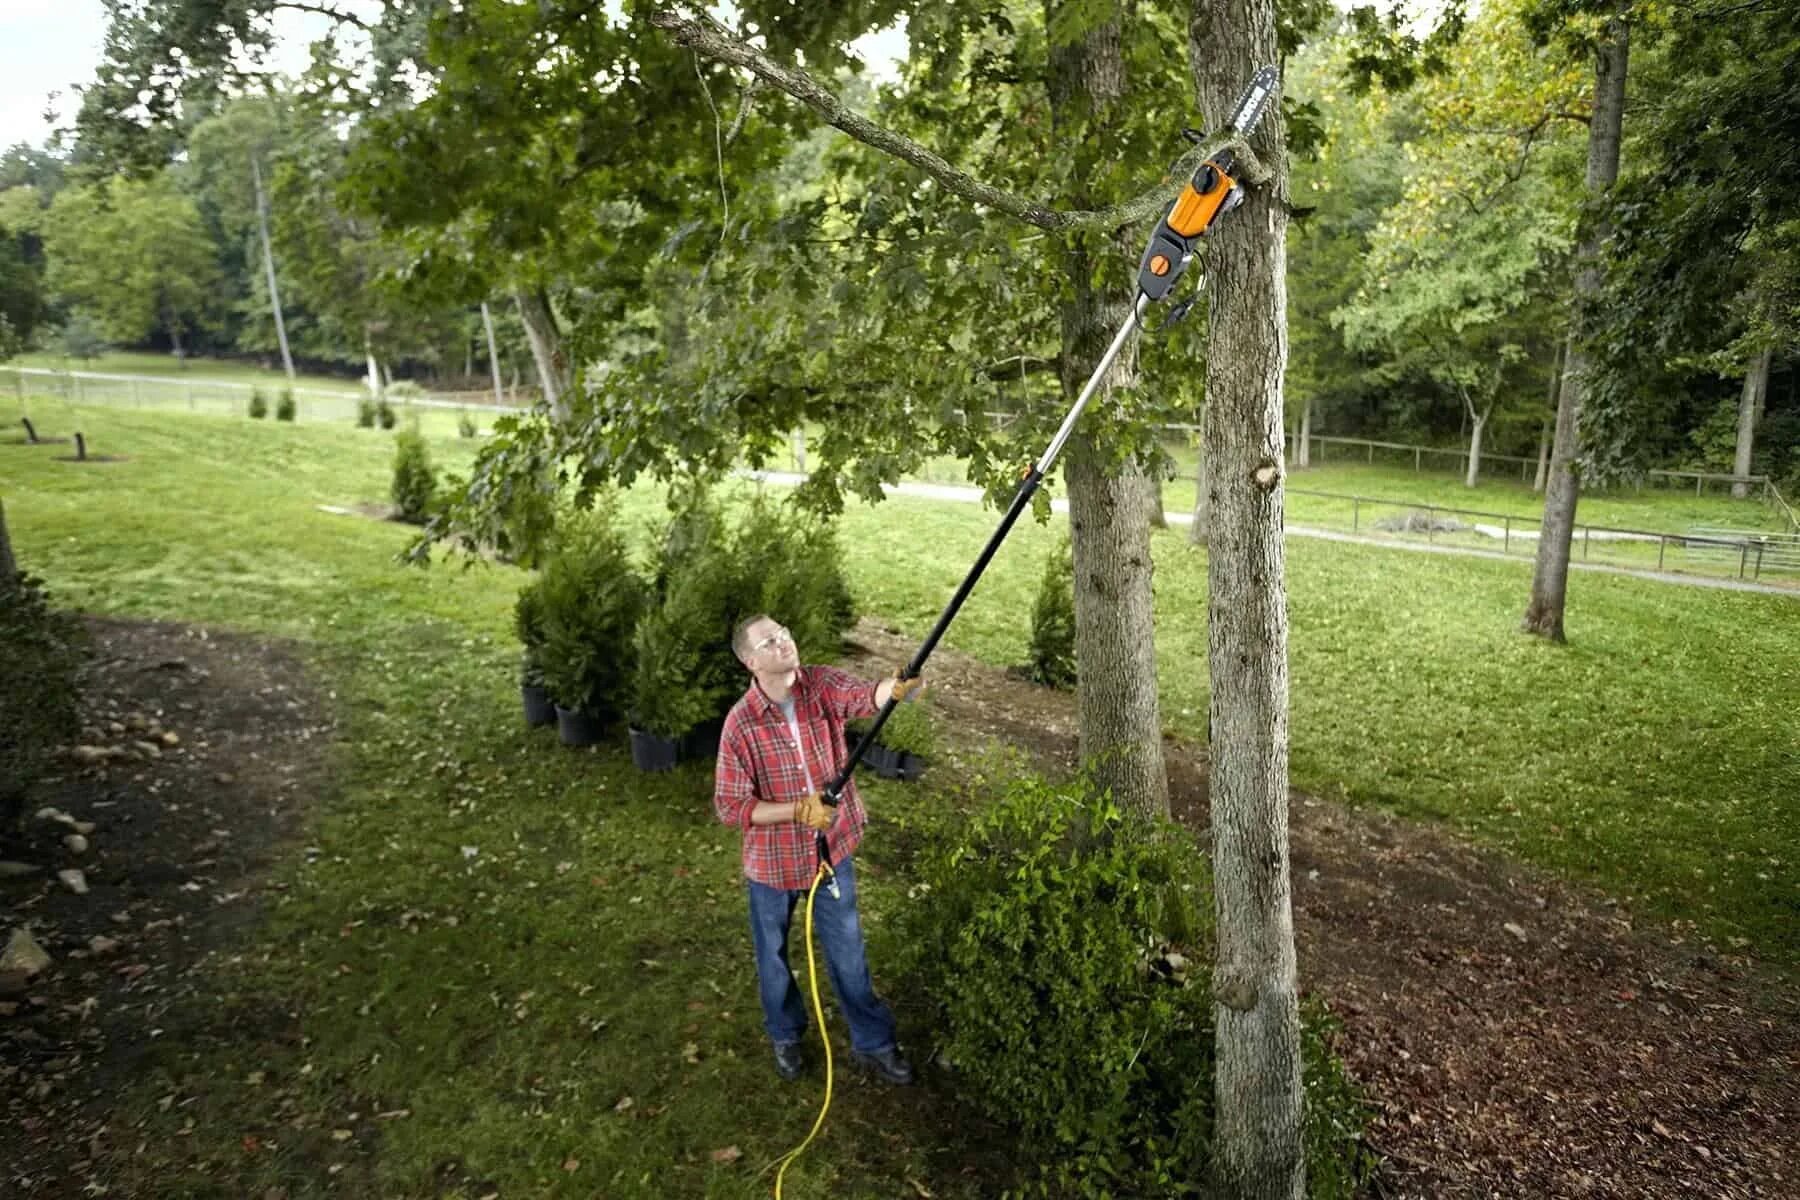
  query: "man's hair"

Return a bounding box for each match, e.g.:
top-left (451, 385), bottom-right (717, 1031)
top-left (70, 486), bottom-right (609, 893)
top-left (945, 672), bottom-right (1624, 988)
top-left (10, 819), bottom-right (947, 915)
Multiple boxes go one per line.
top-left (732, 613), bottom-right (772, 664)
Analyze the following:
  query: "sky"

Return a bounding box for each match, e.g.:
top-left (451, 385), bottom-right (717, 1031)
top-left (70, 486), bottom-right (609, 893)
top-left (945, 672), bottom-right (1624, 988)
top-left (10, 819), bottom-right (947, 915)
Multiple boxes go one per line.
top-left (0, 2), bottom-right (909, 154)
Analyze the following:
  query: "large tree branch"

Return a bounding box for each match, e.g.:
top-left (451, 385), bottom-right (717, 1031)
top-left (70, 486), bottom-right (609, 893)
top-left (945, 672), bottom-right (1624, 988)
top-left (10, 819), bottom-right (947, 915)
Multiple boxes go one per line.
top-left (648, 8), bottom-right (1267, 233)
top-left (273, 1), bottom-right (373, 31)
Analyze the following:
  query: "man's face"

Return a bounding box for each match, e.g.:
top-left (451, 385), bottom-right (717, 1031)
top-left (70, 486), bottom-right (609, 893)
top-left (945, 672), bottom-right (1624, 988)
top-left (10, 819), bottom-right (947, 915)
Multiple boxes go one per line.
top-left (743, 618), bottom-right (799, 674)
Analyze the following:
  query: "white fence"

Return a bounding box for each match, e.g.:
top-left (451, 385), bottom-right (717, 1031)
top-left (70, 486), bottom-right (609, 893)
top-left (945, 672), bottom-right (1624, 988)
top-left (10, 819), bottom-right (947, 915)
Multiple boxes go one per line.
top-left (2, 366), bottom-right (529, 426)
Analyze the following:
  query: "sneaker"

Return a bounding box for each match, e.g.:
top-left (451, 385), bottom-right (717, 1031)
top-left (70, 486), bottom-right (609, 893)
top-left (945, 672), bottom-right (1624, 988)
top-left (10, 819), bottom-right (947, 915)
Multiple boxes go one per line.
top-left (773, 1041), bottom-right (805, 1082)
top-left (851, 1046), bottom-right (915, 1086)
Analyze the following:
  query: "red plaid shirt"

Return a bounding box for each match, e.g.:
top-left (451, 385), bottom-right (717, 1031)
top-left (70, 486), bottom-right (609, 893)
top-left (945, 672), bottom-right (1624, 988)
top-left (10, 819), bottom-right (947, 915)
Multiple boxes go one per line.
top-left (714, 666), bottom-right (881, 889)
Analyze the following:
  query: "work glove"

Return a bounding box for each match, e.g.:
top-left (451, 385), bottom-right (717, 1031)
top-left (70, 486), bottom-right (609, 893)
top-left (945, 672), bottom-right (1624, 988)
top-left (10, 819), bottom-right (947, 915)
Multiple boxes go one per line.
top-left (794, 792), bottom-right (834, 832)
top-left (890, 670), bottom-right (926, 703)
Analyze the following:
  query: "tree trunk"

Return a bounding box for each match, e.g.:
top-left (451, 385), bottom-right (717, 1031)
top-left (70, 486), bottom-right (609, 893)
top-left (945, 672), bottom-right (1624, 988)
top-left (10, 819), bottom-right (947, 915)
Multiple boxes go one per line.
top-left (1191, 1), bottom-right (1303, 1195)
top-left (1048, 0), bottom-right (1168, 821)
top-left (1524, 16), bottom-right (1629, 642)
top-left (1296, 397), bottom-right (1311, 468)
top-left (1534, 419), bottom-right (1552, 493)
top-left (791, 428), bottom-right (807, 472)
top-left (1732, 346), bottom-right (1771, 498)
top-left (1534, 343), bottom-right (1562, 494)
top-left (0, 497), bottom-right (17, 582)
top-left (1189, 408), bottom-right (1210, 546)
top-left (1466, 412), bottom-right (1487, 488)
top-left (364, 326), bottom-right (384, 399)
top-left (514, 286), bottom-right (571, 423)
top-left (250, 157), bottom-right (296, 382)
top-left (1144, 464), bottom-right (1168, 529)
top-left (480, 301), bottom-right (506, 408)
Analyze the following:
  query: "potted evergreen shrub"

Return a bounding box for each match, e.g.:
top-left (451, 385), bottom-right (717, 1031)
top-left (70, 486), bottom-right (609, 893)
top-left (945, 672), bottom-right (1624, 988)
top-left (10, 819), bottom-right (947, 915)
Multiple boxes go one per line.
top-left (627, 607), bottom-right (720, 771)
top-left (632, 497), bottom-right (740, 768)
top-left (536, 505), bottom-right (647, 747)
top-left (513, 580), bottom-right (554, 728)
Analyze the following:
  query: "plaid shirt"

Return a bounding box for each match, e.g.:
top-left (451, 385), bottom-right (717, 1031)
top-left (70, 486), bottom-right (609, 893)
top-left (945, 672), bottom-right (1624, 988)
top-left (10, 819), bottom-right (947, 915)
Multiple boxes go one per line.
top-left (714, 666), bottom-right (880, 890)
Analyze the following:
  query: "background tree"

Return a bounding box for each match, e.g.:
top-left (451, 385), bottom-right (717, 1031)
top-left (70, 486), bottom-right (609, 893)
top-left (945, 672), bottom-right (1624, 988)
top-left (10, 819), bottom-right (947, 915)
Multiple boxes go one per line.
top-left (43, 173), bottom-right (223, 356)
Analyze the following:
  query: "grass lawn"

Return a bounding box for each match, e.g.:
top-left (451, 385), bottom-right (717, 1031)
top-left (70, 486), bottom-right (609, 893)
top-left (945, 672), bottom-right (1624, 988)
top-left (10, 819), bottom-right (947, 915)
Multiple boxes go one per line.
top-left (2, 403), bottom-right (1796, 1193)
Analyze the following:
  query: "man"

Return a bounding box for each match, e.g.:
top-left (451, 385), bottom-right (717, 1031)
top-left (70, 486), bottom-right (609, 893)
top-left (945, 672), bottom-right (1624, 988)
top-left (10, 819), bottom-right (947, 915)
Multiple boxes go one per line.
top-left (714, 613), bottom-right (923, 1085)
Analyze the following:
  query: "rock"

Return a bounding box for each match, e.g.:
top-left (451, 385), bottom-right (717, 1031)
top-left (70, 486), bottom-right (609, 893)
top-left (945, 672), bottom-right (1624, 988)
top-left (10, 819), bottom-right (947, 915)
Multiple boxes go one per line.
top-left (57, 869), bottom-right (90, 895)
top-left (2, 928), bottom-right (52, 976)
top-left (107, 721), bottom-right (125, 735)
top-left (72, 745), bottom-right (108, 765)
top-left (0, 971), bottom-right (30, 998)
top-left (35, 806), bottom-right (68, 824)
top-left (87, 935), bottom-right (121, 957)
top-left (1503, 921), bottom-right (1529, 943)
top-left (69, 820), bottom-right (96, 836)
top-left (215, 772), bottom-right (236, 785)
top-left (0, 861), bottom-right (43, 880)
top-left (64, 834), bottom-right (90, 855)
top-left (159, 730), bottom-right (180, 747)
top-left (134, 740), bottom-right (162, 760)
top-left (126, 713), bottom-right (149, 732)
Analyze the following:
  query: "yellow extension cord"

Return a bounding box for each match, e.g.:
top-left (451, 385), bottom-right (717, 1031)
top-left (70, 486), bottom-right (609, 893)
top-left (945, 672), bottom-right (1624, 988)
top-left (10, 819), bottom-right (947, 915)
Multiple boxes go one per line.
top-left (771, 866), bottom-right (834, 1198)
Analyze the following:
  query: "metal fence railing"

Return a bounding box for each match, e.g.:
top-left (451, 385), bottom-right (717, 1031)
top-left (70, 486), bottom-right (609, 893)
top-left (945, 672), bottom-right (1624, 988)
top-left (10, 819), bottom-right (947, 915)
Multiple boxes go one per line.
top-left (1287, 488), bottom-right (1799, 583)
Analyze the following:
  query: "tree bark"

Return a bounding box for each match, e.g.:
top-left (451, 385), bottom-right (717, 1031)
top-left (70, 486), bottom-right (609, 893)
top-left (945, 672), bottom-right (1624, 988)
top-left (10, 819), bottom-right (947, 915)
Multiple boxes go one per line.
top-left (1295, 397), bottom-right (1311, 468)
top-left (514, 286), bottom-right (571, 424)
top-left (1192, 1), bottom-right (1303, 1195)
top-left (1732, 346), bottom-right (1771, 498)
top-left (250, 156), bottom-right (295, 382)
top-left (1189, 408), bottom-right (1210, 546)
top-left (480, 301), bottom-right (506, 408)
top-left (1524, 16), bottom-right (1629, 642)
top-left (1049, 0), bottom-right (1168, 822)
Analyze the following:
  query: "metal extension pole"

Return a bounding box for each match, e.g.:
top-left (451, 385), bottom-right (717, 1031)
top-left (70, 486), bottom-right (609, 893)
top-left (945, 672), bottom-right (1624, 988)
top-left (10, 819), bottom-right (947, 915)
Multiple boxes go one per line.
top-left (822, 294), bottom-right (1150, 815)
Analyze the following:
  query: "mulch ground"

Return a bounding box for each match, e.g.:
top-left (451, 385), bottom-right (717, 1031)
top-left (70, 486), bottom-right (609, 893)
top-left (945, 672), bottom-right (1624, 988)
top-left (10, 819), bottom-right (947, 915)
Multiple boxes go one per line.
top-left (4, 613), bottom-right (1794, 1198)
top-left (841, 620), bottom-right (1800, 1200)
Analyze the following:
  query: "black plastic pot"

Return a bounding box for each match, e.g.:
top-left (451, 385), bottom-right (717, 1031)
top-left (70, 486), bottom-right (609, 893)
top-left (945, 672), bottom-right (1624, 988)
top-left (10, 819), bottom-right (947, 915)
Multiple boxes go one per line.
top-left (894, 751), bottom-right (927, 782)
top-left (521, 683), bottom-right (555, 728)
top-left (678, 718), bottom-right (723, 764)
top-left (864, 742), bottom-right (901, 779)
top-left (629, 727), bottom-right (680, 772)
top-left (555, 705), bottom-right (607, 748)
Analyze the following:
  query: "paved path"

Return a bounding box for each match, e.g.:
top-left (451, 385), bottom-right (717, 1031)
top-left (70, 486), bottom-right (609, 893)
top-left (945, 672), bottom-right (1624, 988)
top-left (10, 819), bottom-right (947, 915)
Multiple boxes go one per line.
top-left (746, 471), bottom-right (1799, 599)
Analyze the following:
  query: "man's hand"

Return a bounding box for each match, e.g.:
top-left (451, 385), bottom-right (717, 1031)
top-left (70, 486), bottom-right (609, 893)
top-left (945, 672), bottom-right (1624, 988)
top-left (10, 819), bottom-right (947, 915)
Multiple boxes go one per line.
top-left (888, 670), bottom-right (926, 703)
top-left (794, 792), bottom-right (833, 832)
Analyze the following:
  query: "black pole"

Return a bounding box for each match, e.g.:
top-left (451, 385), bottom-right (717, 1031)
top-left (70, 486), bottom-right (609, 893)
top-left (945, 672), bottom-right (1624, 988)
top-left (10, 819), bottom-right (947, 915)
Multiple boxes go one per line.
top-left (823, 464), bottom-right (1046, 805)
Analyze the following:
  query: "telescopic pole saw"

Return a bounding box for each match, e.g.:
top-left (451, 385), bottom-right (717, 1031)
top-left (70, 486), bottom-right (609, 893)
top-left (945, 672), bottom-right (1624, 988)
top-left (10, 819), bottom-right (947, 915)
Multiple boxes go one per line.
top-left (814, 65), bottom-right (1281, 889)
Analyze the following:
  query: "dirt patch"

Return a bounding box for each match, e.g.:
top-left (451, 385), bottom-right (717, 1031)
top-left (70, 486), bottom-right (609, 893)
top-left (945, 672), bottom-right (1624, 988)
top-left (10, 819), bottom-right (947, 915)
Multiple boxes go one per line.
top-left (1, 617), bottom-right (333, 1198)
top-left (842, 617), bottom-right (1800, 1200)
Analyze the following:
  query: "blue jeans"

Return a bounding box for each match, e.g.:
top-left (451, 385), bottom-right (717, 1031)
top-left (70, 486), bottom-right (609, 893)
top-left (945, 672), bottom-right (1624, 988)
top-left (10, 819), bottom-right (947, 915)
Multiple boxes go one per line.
top-left (746, 858), bottom-right (897, 1055)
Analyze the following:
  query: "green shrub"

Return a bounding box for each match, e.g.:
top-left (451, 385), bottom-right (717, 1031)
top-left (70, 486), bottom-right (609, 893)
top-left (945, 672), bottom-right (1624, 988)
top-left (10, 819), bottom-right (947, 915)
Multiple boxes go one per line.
top-left (514, 579), bottom-right (548, 687)
top-left (356, 397), bottom-right (376, 428)
top-left (458, 412), bottom-right (478, 438)
top-left (390, 429), bottom-right (438, 525)
top-left (376, 398), bottom-right (397, 429)
top-left (1026, 535), bottom-right (1077, 689)
top-left (535, 502), bottom-right (647, 720)
top-left (248, 389), bottom-right (269, 419)
top-left (275, 389), bottom-right (296, 422)
top-left (0, 572), bottom-right (86, 826)
top-left (877, 697), bottom-right (935, 759)
top-left (731, 494), bottom-right (856, 658)
top-left (895, 775), bottom-right (1373, 1198)
top-left (386, 380), bottom-right (426, 404)
top-left (636, 491), bottom-right (743, 731)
